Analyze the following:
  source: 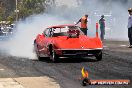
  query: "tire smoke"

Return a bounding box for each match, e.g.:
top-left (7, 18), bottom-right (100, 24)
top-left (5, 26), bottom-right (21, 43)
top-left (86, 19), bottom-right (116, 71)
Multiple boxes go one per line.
top-left (3, 14), bottom-right (68, 59)
top-left (1, 0), bottom-right (131, 59)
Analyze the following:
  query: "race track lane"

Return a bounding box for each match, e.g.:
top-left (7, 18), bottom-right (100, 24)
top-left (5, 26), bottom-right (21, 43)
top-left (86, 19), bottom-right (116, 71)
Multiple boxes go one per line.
top-left (0, 40), bottom-right (131, 88)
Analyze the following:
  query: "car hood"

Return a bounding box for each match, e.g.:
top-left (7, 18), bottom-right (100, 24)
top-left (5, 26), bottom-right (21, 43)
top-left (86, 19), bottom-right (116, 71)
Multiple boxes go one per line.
top-left (52, 36), bottom-right (103, 49)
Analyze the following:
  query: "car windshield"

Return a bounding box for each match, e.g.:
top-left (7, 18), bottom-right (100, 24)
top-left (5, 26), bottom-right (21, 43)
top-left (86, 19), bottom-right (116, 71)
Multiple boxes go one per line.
top-left (46, 26), bottom-right (83, 37)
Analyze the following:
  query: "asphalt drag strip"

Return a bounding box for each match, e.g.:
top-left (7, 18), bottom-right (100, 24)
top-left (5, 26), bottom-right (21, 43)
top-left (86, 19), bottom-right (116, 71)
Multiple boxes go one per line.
top-left (0, 40), bottom-right (131, 88)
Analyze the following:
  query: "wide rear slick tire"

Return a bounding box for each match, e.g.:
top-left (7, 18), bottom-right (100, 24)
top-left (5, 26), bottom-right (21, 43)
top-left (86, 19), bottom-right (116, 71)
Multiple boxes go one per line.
top-left (95, 51), bottom-right (102, 61)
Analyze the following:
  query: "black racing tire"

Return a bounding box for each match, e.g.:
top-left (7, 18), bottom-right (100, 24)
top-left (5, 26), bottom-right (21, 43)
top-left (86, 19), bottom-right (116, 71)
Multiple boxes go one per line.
top-left (49, 46), bottom-right (58, 62)
top-left (37, 54), bottom-right (43, 61)
top-left (95, 51), bottom-right (102, 61)
top-left (50, 50), bottom-right (58, 62)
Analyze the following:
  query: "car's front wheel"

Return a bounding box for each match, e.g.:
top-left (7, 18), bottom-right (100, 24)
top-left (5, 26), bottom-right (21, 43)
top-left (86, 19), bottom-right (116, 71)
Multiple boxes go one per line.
top-left (49, 47), bottom-right (58, 62)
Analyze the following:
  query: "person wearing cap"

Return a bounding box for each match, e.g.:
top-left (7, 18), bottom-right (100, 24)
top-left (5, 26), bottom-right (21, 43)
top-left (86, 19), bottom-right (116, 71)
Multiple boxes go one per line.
top-left (99, 15), bottom-right (105, 40)
top-left (75, 14), bottom-right (88, 35)
top-left (128, 8), bottom-right (132, 48)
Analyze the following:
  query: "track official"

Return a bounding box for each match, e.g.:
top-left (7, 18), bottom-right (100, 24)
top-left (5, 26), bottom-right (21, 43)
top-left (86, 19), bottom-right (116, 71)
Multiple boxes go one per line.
top-left (76, 14), bottom-right (88, 35)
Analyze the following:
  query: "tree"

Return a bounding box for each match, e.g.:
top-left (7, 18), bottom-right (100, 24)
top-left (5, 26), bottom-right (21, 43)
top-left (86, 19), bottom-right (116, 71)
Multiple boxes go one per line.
top-left (7, 16), bottom-right (14, 24)
top-left (18, 0), bottom-right (46, 19)
top-left (0, 0), bottom-right (56, 21)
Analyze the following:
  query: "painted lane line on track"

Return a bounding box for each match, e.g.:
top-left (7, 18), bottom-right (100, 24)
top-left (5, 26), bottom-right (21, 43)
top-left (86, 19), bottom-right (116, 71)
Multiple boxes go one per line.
top-left (103, 45), bottom-right (109, 50)
top-left (120, 45), bottom-right (127, 47)
top-left (0, 69), bottom-right (4, 71)
top-left (103, 46), bottom-right (108, 48)
top-left (14, 77), bottom-right (60, 88)
top-left (0, 78), bottom-right (25, 88)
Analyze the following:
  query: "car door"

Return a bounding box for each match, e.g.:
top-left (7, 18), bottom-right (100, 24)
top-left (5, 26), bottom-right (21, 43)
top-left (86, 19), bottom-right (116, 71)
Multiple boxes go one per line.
top-left (35, 28), bottom-right (50, 56)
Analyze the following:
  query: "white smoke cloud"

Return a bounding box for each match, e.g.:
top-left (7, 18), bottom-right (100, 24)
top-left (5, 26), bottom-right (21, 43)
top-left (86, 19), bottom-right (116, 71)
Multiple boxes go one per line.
top-left (2, 14), bottom-right (69, 59)
top-left (0, 0), bottom-right (130, 59)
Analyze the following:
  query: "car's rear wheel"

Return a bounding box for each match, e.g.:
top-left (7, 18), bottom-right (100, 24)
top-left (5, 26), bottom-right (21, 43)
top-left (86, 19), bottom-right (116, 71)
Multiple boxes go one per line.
top-left (95, 51), bottom-right (102, 61)
top-left (36, 53), bottom-right (42, 61)
top-left (37, 55), bottom-right (43, 61)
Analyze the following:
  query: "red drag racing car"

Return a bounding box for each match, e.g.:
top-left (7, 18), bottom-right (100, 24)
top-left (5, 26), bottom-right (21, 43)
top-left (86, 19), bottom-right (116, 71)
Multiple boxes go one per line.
top-left (34, 25), bottom-right (103, 62)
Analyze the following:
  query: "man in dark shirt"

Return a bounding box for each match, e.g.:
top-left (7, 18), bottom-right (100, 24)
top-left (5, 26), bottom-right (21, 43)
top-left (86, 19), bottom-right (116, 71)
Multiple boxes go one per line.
top-left (99, 15), bottom-right (105, 40)
top-left (128, 8), bottom-right (132, 48)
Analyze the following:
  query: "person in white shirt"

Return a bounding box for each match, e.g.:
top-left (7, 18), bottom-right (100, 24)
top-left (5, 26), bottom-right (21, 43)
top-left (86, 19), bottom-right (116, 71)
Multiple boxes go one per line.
top-left (128, 8), bottom-right (132, 48)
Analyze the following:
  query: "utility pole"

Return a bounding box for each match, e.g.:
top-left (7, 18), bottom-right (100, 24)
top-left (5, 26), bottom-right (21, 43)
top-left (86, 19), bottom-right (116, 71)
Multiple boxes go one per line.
top-left (15, 0), bottom-right (19, 22)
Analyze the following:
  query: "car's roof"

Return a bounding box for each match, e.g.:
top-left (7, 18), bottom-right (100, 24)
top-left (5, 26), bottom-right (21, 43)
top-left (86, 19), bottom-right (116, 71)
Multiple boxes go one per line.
top-left (47, 24), bottom-right (77, 29)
